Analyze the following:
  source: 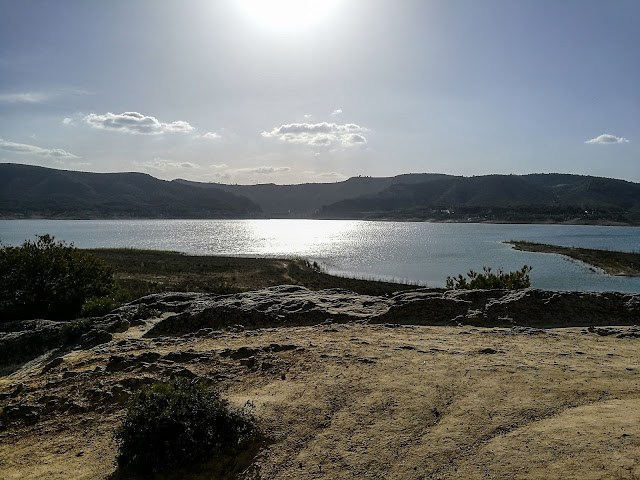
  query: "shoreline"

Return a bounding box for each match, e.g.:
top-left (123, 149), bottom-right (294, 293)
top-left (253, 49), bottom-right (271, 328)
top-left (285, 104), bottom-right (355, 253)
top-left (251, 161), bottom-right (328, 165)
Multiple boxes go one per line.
top-left (507, 241), bottom-right (640, 277)
top-left (87, 248), bottom-right (422, 299)
top-left (2, 216), bottom-right (638, 226)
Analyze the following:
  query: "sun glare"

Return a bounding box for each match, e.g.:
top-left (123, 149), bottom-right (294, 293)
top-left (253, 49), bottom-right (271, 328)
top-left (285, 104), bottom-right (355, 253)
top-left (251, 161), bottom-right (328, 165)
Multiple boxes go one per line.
top-left (237, 0), bottom-right (340, 34)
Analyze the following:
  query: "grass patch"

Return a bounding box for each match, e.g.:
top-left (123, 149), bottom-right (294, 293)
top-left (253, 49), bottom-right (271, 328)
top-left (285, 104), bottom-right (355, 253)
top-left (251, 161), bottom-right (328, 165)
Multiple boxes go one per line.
top-left (87, 248), bottom-right (420, 298)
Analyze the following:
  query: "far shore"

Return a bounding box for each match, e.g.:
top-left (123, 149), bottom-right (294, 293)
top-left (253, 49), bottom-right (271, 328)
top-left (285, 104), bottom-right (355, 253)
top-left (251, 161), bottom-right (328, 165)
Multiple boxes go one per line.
top-left (1, 216), bottom-right (638, 226)
top-left (507, 241), bottom-right (640, 277)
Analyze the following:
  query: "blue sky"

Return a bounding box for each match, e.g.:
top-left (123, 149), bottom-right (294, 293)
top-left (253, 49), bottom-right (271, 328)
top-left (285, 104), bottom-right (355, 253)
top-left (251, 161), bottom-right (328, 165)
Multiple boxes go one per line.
top-left (1, 0), bottom-right (638, 184)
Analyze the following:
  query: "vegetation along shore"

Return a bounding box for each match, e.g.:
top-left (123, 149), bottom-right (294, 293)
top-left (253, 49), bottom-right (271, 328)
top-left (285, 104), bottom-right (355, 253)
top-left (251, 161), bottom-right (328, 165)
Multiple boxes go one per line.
top-left (86, 248), bottom-right (420, 299)
top-left (508, 241), bottom-right (640, 277)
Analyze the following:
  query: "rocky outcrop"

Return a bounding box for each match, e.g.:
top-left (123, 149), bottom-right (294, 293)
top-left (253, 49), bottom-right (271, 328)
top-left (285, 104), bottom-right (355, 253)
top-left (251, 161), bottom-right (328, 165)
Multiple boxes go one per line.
top-left (2, 286), bottom-right (638, 367)
top-left (140, 285), bottom-right (388, 337)
top-left (140, 286), bottom-right (639, 337)
top-left (0, 316), bottom-right (124, 367)
top-left (375, 288), bottom-right (640, 328)
top-left (0, 320), bottom-right (66, 366)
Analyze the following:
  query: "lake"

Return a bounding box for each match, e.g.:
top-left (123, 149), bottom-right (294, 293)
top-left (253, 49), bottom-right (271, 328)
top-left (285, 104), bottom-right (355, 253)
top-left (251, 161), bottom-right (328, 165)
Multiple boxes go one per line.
top-left (1, 220), bottom-right (639, 292)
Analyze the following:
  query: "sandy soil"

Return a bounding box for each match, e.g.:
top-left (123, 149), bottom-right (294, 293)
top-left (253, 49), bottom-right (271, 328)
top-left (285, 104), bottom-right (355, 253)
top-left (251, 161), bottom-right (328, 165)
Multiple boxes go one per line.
top-left (1, 319), bottom-right (639, 479)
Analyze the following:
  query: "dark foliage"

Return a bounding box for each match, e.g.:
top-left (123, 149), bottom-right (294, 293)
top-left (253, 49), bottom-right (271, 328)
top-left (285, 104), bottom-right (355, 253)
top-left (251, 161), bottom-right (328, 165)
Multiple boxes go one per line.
top-left (0, 234), bottom-right (115, 321)
top-left (446, 265), bottom-right (532, 290)
top-left (115, 378), bottom-right (255, 475)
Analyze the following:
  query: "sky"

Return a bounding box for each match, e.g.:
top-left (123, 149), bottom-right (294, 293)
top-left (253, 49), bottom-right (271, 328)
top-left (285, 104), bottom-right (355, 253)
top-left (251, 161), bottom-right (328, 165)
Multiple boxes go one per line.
top-left (1, 0), bottom-right (639, 184)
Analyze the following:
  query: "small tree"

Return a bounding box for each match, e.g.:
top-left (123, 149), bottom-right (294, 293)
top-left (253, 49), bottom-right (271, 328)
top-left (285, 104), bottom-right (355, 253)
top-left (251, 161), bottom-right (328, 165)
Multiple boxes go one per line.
top-left (115, 378), bottom-right (255, 474)
top-left (446, 265), bottom-right (532, 290)
top-left (0, 234), bottom-right (115, 321)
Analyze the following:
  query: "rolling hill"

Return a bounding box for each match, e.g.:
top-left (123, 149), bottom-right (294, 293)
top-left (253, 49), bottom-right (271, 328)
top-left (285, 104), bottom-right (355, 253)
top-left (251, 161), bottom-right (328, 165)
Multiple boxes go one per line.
top-left (316, 174), bottom-right (640, 224)
top-left (0, 164), bottom-right (261, 219)
top-left (2, 164), bottom-right (639, 224)
top-left (176, 173), bottom-right (449, 217)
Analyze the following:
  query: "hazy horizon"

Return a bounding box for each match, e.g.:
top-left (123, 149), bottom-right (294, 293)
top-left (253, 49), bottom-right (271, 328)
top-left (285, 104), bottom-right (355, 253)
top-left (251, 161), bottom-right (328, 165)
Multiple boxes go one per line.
top-left (4, 161), bottom-right (640, 187)
top-left (1, 1), bottom-right (638, 184)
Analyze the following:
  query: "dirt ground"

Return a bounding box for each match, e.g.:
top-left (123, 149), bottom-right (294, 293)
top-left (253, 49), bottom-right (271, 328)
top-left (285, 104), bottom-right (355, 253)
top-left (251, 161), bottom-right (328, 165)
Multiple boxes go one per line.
top-left (1, 318), bottom-right (639, 479)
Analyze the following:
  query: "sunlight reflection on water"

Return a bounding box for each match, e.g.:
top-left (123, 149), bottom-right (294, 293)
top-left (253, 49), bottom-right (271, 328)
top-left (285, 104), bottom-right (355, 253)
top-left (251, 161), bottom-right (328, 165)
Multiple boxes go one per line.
top-left (1, 220), bottom-right (639, 292)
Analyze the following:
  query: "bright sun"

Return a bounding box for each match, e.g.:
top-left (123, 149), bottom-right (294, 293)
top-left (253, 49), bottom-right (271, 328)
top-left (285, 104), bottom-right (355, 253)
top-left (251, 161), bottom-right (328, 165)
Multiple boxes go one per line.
top-left (237, 0), bottom-right (340, 34)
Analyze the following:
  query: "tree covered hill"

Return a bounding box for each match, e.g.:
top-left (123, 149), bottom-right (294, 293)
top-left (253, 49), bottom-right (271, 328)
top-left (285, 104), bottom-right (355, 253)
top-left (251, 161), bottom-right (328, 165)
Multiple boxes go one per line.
top-left (0, 163), bottom-right (261, 219)
top-left (316, 174), bottom-right (640, 224)
top-left (177, 173), bottom-right (450, 217)
top-left (2, 164), bottom-right (638, 224)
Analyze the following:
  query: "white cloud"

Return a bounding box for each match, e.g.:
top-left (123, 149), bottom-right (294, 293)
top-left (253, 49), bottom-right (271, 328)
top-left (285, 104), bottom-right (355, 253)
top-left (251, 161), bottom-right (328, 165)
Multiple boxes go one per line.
top-left (0, 138), bottom-right (78, 158)
top-left (304, 170), bottom-right (347, 181)
top-left (262, 122), bottom-right (368, 147)
top-left (585, 134), bottom-right (630, 144)
top-left (331, 109), bottom-right (343, 116)
top-left (83, 111), bottom-right (194, 135)
top-left (208, 172), bottom-right (232, 181)
top-left (201, 164), bottom-right (290, 182)
top-left (137, 158), bottom-right (200, 171)
top-left (0, 92), bottom-right (47, 103)
top-left (304, 114), bottom-right (313, 119)
top-left (62, 117), bottom-right (73, 125)
top-left (202, 132), bottom-right (221, 140)
top-left (236, 166), bottom-right (291, 174)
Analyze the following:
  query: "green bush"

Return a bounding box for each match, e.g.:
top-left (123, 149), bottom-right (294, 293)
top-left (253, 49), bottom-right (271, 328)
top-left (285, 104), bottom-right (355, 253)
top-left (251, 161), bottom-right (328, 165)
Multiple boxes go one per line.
top-left (0, 234), bottom-right (116, 321)
top-left (446, 265), bottom-right (532, 290)
top-left (81, 295), bottom-right (121, 317)
top-left (115, 378), bottom-right (255, 475)
top-left (60, 317), bottom-right (93, 342)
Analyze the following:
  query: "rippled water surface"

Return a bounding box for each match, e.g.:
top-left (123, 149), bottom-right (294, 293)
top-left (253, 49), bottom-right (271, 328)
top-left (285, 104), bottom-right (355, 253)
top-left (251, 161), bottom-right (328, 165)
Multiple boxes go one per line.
top-left (1, 220), bottom-right (639, 292)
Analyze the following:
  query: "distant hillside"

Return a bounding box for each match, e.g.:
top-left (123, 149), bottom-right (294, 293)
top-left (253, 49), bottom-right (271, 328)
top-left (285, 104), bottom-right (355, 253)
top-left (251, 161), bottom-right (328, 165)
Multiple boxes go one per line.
top-left (177, 173), bottom-right (449, 217)
top-left (2, 165), bottom-right (638, 224)
top-left (0, 164), bottom-right (261, 219)
top-left (317, 174), bottom-right (640, 225)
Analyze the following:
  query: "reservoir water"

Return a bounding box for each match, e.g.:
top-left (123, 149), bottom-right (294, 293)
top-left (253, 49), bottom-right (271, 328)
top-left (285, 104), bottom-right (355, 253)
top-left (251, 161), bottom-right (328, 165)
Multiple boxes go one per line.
top-left (1, 220), bottom-right (639, 292)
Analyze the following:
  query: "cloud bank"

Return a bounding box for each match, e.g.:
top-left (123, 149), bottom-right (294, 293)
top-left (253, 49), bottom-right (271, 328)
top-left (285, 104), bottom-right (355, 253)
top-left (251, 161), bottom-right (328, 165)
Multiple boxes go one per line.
top-left (262, 122), bottom-right (368, 147)
top-left (0, 139), bottom-right (78, 158)
top-left (84, 111), bottom-right (194, 135)
top-left (585, 134), bottom-right (629, 144)
top-left (0, 92), bottom-right (47, 103)
top-left (136, 158), bottom-right (200, 173)
top-left (236, 166), bottom-right (291, 174)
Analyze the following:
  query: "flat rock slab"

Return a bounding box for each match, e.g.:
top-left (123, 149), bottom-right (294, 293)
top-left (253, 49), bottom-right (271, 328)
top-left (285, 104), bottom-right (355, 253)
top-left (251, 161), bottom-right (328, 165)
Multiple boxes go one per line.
top-left (138, 286), bottom-right (639, 337)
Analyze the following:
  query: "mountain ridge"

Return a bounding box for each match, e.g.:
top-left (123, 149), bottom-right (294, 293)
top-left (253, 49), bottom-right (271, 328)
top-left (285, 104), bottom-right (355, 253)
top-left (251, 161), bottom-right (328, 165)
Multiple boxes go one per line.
top-left (0, 163), bottom-right (261, 219)
top-left (1, 164), bottom-right (639, 224)
top-left (316, 173), bottom-right (640, 224)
